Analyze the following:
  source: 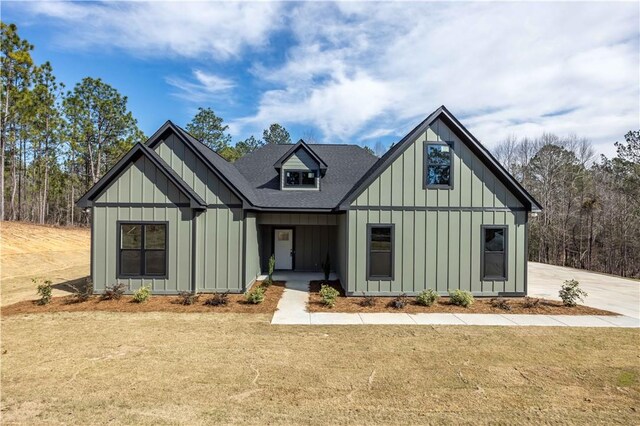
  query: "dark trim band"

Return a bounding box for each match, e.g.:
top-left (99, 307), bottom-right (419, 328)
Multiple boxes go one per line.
top-left (350, 206), bottom-right (528, 212)
top-left (93, 202), bottom-right (243, 209)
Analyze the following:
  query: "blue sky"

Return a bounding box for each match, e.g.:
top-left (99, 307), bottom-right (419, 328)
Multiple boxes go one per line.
top-left (4, 1), bottom-right (639, 156)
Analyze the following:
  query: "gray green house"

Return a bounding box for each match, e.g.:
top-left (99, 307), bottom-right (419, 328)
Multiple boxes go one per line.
top-left (78, 106), bottom-right (541, 296)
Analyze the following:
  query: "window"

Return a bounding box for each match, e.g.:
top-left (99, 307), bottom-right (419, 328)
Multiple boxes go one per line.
top-left (284, 170), bottom-right (316, 187)
top-left (367, 224), bottom-right (394, 280)
top-left (425, 142), bottom-right (452, 187)
top-left (482, 226), bottom-right (507, 280)
top-left (119, 223), bottom-right (167, 277)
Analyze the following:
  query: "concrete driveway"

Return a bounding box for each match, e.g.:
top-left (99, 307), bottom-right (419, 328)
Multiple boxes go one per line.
top-left (528, 262), bottom-right (640, 319)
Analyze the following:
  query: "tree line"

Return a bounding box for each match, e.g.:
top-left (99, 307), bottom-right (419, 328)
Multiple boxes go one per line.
top-left (0, 23), bottom-right (292, 225)
top-left (493, 131), bottom-right (640, 278)
top-left (2, 22), bottom-right (638, 278)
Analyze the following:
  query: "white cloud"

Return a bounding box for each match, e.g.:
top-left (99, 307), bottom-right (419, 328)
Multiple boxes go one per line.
top-left (18, 1), bottom-right (639, 155)
top-left (237, 1), bottom-right (639, 155)
top-left (22, 1), bottom-right (284, 60)
top-left (166, 69), bottom-right (235, 102)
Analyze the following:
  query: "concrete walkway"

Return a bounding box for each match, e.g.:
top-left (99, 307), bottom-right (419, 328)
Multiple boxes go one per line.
top-left (270, 272), bottom-right (639, 328)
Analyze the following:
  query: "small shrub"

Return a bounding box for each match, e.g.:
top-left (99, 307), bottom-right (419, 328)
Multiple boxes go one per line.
top-left (261, 277), bottom-right (273, 288)
top-left (360, 293), bottom-right (376, 307)
top-left (389, 294), bottom-right (408, 309)
top-left (102, 283), bottom-right (127, 300)
top-left (132, 285), bottom-right (151, 303)
top-left (559, 279), bottom-right (587, 307)
top-left (245, 287), bottom-right (265, 304)
top-left (204, 292), bottom-right (229, 306)
top-left (449, 289), bottom-right (474, 307)
top-left (321, 252), bottom-right (331, 282)
top-left (522, 296), bottom-right (540, 308)
top-left (490, 297), bottom-right (511, 311)
top-left (177, 291), bottom-right (200, 306)
top-left (267, 254), bottom-right (276, 282)
top-left (34, 278), bottom-right (53, 305)
top-left (416, 289), bottom-right (439, 307)
top-left (68, 278), bottom-right (93, 303)
top-left (319, 284), bottom-right (340, 307)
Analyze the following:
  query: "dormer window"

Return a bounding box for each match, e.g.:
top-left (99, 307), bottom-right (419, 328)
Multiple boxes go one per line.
top-left (285, 170), bottom-right (316, 187)
top-left (275, 139), bottom-right (327, 191)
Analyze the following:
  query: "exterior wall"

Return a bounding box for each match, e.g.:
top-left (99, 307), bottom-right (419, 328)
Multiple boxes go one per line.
top-left (347, 209), bottom-right (527, 296)
top-left (257, 213), bottom-right (339, 272)
top-left (280, 149), bottom-right (320, 190)
top-left (93, 206), bottom-right (193, 293)
top-left (244, 212), bottom-right (261, 288)
top-left (347, 118), bottom-right (528, 296)
top-left (155, 133), bottom-right (241, 206)
top-left (352, 118), bottom-right (523, 209)
top-left (257, 213), bottom-right (337, 226)
top-left (335, 213), bottom-right (347, 286)
top-left (284, 149), bottom-right (318, 170)
top-left (259, 225), bottom-right (337, 272)
top-left (194, 207), bottom-right (244, 292)
top-left (96, 155), bottom-right (190, 205)
top-left (93, 156), bottom-right (194, 293)
top-left (153, 135), bottom-right (245, 292)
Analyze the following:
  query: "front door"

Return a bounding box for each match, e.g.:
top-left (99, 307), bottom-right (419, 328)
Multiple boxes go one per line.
top-left (274, 229), bottom-right (293, 270)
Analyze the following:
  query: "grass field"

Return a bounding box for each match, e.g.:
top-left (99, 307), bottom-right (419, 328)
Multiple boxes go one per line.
top-left (1, 221), bottom-right (90, 306)
top-left (1, 222), bottom-right (639, 424)
top-left (2, 313), bottom-right (639, 424)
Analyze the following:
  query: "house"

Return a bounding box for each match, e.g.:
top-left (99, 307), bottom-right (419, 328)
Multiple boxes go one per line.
top-left (77, 106), bottom-right (541, 296)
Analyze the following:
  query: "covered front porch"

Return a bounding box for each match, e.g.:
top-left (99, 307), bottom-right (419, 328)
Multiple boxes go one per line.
top-left (256, 212), bottom-right (345, 274)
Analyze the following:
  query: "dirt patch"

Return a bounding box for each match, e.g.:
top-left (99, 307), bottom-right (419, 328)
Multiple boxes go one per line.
top-left (2, 282), bottom-right (284, 316)
top-left (308, 280), bottom-right (616, 315)
top-left (0, 221), bottom-right (90, 306)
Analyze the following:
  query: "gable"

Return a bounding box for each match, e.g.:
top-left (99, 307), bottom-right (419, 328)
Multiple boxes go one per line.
top-left (283, 148), bottom-right (319, 171)
top-left (95, 154), bottom-right (190, 204)
top-left (154, 132), bottom-right (241, 206)
top-left (351, 117), bottom-right (524, 209)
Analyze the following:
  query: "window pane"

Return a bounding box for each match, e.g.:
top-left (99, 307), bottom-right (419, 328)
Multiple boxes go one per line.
top-left (427, 144), bottom-right (451, 165)
top-left (277, 231), bottom-right (289, 241)
top-left (120, 250), bottom-right (141, 275)
top-left (121, 224), bottom-right (142, 249)
top-left (370, 227), bottom-right (392, 251)
top-left (145, 251), bottom-right (166, 275)
top-left (484, 229), bottom-right (505, 251)
top-left (427, 165), bottom-right (451, 186)
top-left (145, 224), bottom-right (166, 249)
top-left (370, 252), bottom-right (392, 277)
top-left (285, 171), bottom-right (300, 186)
top-left (301, 172), bottom-right (315, 186)
top-left (484, 252), bottom-right (504, 278)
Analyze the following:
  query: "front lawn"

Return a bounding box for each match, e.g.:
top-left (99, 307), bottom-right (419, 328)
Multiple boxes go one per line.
top-left (1, 312), bottom-right (638, 424)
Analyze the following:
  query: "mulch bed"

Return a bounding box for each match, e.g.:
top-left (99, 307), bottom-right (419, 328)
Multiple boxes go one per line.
top-left (308, 280), bottom-right (616, 315)
top-left (1, 281), bottom-right (285, 316)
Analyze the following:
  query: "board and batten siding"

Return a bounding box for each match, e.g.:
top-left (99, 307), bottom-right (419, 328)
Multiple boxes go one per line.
top-left (155, 133), bottom-right (241, 206)
top-left (335, 213), bottom-right (347, 285)
top-left (256, 213), bottom-right (339, 272)
top-left (347, 118), bottom-right (528, 296)
top-left (152, 134), bottom-right (246, 291)
top-left (244, 212), bottom-right (261, 289)
top-left (93, 155), bottom-right (193, 293)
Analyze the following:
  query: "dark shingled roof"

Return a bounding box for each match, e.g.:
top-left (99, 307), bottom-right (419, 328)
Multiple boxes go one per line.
top-left (234, 144), bottom-right (378, 209)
